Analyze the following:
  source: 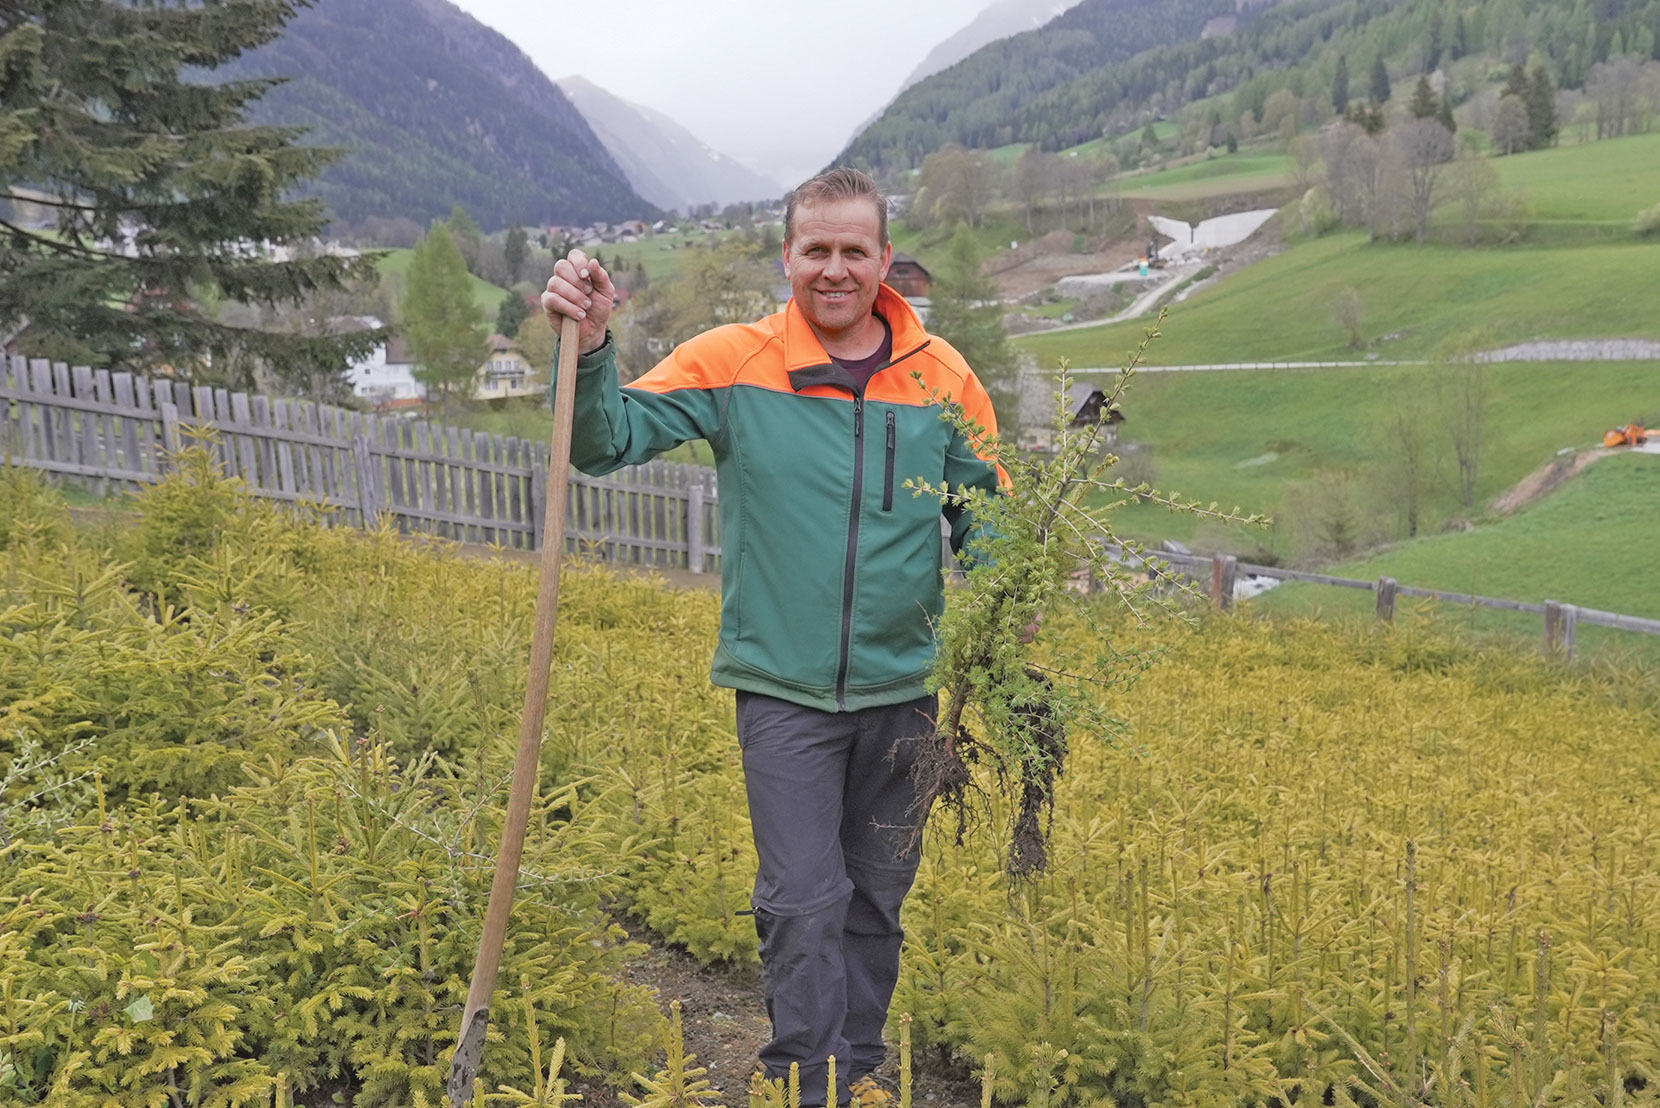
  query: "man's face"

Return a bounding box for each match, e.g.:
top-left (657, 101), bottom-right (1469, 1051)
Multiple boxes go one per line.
top-left (783, 196), bottom-right (893, 348)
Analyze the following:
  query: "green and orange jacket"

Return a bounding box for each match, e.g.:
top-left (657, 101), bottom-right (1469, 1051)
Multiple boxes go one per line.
top-left (561, 283), bottom-right (1004, 712)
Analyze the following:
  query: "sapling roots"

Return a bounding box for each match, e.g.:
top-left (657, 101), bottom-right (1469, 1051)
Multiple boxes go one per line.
top-left (911, 666), bottom-right (1067, 879)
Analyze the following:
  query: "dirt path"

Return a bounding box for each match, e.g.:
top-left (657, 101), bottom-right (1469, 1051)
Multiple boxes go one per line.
top-left (1490, 448), bottom-right (1611, 515)
top-left (602, 919), bottom-right (984, 1108)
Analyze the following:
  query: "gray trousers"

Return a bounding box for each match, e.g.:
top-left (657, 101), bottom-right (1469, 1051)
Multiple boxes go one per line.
top-left (736, 691), bottom-right (934, 1107)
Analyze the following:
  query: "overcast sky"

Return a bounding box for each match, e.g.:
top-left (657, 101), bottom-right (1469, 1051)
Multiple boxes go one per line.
top-left (447, 0), bottom-right (997, 187)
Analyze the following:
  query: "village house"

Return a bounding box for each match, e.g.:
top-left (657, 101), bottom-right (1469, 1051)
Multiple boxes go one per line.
top-left (347, 329), bottom-right (542, 411)
top-left (1018, 382), bottom-right (1124, 454)
top-left (346, 323), bottom-right (425, 412)
top-left (886, 253), bottom-right (933, 300)
top-left (472, 332), bottom-right (540, 401)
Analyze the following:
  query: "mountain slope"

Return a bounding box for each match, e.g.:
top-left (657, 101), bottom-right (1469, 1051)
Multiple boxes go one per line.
top-left (899, 0), bottom-right (1087, 93)
top-left (844, 0), bottom-right (1238, 167)
top-left (558, 77), bottom-right (784, 213)
top-left (848, 0), bottom-right (1660, 169)
top-left (221, 0), bottom-right (655, 230)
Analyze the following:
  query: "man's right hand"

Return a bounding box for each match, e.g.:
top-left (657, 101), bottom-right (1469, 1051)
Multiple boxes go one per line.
top-left (541, 249), bottom-right (616, 355)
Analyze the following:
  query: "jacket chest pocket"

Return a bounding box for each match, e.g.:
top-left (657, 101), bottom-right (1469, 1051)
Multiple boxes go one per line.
top-left (882, 409), bottom-right (897, 511)
top-left (875, 407), bottom-right (949, 516)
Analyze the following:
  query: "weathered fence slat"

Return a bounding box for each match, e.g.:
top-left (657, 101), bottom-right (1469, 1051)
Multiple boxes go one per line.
top-left (272, 399), bottom-right (298, 498)
top-left (229, 392), bottom-right (260, 491)
top-left (250, 395), bottom-right (276, 496)
top-left (30, 360), bottom-right (56, 463)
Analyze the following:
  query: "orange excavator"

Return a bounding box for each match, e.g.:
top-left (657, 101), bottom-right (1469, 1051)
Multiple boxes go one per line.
top-left (1603, 423), bottom-right (1648, 447)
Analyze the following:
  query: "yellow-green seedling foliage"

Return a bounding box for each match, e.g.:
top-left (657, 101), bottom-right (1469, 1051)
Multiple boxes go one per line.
top-left (6, 442), bottom-right (1659, 1107)
top-left (0, 464), bottom-right (671, 1104)
top-left (893, 607), bottom-right (1660, 1107)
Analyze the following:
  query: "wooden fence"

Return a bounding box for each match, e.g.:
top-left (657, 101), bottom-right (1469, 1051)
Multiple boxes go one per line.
top-left (1127, 546), bottom-right (1660, 659)
top-left (1, 356), bottom-right (722, 573)
top-left (7, 354), bottom-right (1656, 652)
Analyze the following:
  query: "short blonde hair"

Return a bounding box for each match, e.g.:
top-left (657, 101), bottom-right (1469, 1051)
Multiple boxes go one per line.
top-left (785, 167), bottom-right (888, 248)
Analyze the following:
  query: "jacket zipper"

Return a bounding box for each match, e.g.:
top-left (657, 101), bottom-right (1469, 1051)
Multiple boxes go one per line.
top-left (819, 339), bottom-right (929, 710)
top-left (882, 410), bottom-right (896, 512)
top-left (835, 394), bottom-right (866, 709)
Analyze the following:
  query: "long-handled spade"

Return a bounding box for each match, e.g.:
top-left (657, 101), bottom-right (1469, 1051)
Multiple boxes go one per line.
top-left (446, 313), bottom-right (582, 1107)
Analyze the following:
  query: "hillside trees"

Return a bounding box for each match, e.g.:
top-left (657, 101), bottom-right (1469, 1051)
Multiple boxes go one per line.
top-left (513, 307), bottom-right (557, 390)
top-left (1395, 118), bottom-right (1456, 243)
top-left (401, 225), bottom-right (489, 414)
top-left (913, 144), bottom-right (1000, 230)
top-left (1493, 94), bottom-right (1534, 153)
top-left (1444, 155), bottom-right (1504, 245)
top-left (0, 0), bottom-right (383, 384)
top-left (496, 289), bottom-right (532, 338)
top-left (610, 239), bottom-right (774, 382)
top-left (1013, 145), bottom-right (1052, 234)
top-left (1369, 54), bottom-right (1392, 104)
top-left (1498, 62), bottom-right (1561, 150)
top-left (504, 222), bottom-right (529, 283)
top-left (848, 0), bottom-right (1660, 183)
top-left (1584, 55), bottom-right (1660, 138)
top-left (1446, 360), bottom-right (1489, 510)
top-left (1333, 54), bottom-right (1351, 114)
top-left (923, 227), bottom-right (1020, 421)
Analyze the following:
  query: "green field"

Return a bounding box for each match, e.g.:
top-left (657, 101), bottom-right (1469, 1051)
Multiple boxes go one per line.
top-left (1492, 131), bottom-right (1660, 226)
top-left (1093, 358), bottom-right (1656, 515)
top-left (1115, 151), bottom-right (1295, 201)
top-left (375, 249), bottom-right (512, 319)
top-left (1015, 232), bottom-right (1660, 367)
top-left (590, 231), bottom-right (733, 282)
top-left (993, 133), bottom-right (1660, 639)
top-left (1245, 451), bottom-right (1660, 664)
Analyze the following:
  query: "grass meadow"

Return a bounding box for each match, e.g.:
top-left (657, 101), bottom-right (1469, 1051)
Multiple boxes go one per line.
top-left (374, 248), bottom-right (512, 319)
top-left (1115, 151), bottom-right (1297, 202)
top-left (1014, 233), bottom-right (1660, 368)
top-left (1248, 451), bottom-right (1660, 664)
top-left (1080, 356), bottom-right (1656, 536)
top-left (1001, 134), bottom-right (1660, 647)
top-left (1492, 131), bottom-right (1660, 230)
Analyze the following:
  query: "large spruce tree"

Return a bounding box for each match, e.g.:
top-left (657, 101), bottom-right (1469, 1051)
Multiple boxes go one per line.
top-left (0, 0), bottom-right (383, 383)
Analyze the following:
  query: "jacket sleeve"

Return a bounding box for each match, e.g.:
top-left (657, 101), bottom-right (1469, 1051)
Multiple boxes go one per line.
top-left (940, 366), bottom-right (1008, 557)
top-left (556, 333), bottom-right (724, 476)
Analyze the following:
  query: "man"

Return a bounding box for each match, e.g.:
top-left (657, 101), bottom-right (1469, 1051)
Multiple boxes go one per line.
top-left (541, 168), bottom-right (1003, 1107)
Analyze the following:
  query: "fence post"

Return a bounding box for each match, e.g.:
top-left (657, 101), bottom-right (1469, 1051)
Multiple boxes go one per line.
top-left (1376, 576), bottom-right (1398, 622)
top-left (1533, 601), bottom-right (1560, 654)
top-left (1212, 554), bottom-right (1237, 611)
top-left (352, 432), bottom-right (381, 528)
top-left (686, 480), bottom-right (706, 573)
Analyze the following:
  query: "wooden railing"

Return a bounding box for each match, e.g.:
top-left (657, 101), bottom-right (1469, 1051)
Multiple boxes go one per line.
top-left (1119, 546), bottom-right (1660, 658)
top-left (1, 356), bottom-right (722, 573)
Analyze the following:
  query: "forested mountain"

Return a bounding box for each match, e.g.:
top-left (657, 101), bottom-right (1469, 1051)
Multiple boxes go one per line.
top-left (844, 0), bottom-right (1244, 167)
top-left (558, 77), bottom-right (785, 212)
top-left (845, 0), bottom-right (1660, 170)
top-left (218, 0), bottom-right (655, 231)
top-left (898, 0), bottom-right (1089, 94)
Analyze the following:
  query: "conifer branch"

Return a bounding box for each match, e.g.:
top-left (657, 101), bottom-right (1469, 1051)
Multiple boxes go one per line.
top-left (908, 310), bottom-right (1267, 878)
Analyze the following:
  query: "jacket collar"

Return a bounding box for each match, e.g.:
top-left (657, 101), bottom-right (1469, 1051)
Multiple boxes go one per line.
top-left (781, 283), bottom-right (929, 374)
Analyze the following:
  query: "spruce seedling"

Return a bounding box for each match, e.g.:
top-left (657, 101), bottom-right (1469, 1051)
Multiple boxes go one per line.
top-left (908, 314), bottom-right (1266, 877)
